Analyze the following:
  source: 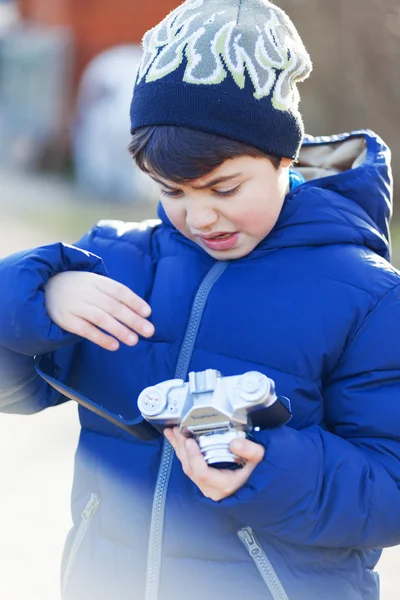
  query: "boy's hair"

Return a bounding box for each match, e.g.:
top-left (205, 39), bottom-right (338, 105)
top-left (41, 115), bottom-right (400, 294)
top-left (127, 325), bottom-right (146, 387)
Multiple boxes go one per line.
top-left (129, 126), bottom-right (282, 184)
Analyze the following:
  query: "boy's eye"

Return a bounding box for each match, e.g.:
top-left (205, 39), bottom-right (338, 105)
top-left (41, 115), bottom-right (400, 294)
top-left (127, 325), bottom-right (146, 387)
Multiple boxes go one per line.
top-left (160, 188), bottom-right (182, 197)
top-left (159, 184), bottom-right (242, 198)
top-left (214, 185), bottom-right (241, 197)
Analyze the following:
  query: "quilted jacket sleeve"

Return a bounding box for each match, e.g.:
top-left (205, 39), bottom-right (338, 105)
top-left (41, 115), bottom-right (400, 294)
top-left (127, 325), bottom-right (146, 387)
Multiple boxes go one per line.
top-left (0, 236), bottom-right (107, 413)
top-left (203, 283), bottom-right (400, 550)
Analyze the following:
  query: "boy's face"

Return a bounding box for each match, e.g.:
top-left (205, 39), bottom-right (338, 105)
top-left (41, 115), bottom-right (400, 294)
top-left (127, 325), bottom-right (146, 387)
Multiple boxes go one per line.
top-left (151, 155), bottom-right (292, 260)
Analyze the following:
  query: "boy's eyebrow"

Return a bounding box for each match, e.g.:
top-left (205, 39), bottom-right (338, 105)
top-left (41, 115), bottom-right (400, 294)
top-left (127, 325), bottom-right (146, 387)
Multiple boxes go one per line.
top-left (150, 173), bottom-right (243, 189)
top-left (191, 173), bottom-right (243, 189)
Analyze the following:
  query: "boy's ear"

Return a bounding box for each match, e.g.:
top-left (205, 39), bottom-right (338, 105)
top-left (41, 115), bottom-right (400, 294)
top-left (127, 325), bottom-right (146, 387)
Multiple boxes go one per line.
top-left (281, 157), bottom-right (293, 168)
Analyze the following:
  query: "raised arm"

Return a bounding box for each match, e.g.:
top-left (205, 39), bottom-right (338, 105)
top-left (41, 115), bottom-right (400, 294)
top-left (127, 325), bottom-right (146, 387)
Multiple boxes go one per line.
top-left (0, 240), bottom-right (107, 413)
top-left (0, 224), bottom-right (155, 414)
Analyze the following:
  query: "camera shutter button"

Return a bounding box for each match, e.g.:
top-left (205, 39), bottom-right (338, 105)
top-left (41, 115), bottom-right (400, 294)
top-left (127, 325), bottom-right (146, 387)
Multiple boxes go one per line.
top-left (238, 372), bottom-right (269, 402)
top-left (137, 387), bottom-right (167, 416)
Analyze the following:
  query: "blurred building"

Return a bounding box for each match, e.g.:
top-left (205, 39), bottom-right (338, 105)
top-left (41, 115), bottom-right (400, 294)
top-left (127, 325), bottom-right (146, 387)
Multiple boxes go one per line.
top-left (0, 9), bottom-right (74, 170)
top-left (17, 0), bottom-right (177, 87)
top-left (0, 0), bottom-right (177, 199)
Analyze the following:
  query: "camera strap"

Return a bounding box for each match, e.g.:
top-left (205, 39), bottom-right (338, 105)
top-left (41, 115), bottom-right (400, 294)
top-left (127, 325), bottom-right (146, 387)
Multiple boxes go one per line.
top-left (34, 354), bottom-right (160, 441)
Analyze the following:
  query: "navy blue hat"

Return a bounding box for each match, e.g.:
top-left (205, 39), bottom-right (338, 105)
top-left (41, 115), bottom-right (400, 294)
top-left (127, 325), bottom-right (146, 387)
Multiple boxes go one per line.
top-left (130, 0), bottom-right (312, 160)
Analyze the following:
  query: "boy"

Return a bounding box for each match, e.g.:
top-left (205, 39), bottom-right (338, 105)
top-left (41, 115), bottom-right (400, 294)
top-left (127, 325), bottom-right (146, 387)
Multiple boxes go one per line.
top-left (1, 1), bottom-right (400, 599)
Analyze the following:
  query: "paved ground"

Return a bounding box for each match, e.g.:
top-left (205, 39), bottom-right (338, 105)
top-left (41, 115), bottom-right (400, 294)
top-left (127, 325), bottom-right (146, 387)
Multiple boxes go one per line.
top-left (0, 168), bottom-right (398, 598)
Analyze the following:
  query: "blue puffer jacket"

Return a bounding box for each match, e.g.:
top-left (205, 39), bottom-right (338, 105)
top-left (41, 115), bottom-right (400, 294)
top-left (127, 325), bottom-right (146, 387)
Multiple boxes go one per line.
top-left (1, 130), bottom-right (400, 600)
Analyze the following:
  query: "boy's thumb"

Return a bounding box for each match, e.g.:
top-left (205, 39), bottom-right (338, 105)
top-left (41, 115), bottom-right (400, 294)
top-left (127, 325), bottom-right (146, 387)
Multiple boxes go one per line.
top-left (230, 438), bottom-right (265, 463)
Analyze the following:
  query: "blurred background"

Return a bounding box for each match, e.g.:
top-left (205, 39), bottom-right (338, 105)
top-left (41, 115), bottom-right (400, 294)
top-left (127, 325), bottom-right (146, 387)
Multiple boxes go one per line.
top-left (0, 0), bottom-right (399, 598)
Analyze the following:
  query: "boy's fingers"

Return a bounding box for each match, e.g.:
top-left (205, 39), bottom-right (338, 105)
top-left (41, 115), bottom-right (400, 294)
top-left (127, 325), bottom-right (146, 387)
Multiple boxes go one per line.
top-left (169, 434), bottom-right (254, 499)
top-left (185, 440), bottom-right (258, 499)
top-left (67, 316), bottom-right (120, 351)
top-left (76, 305), bottom-right (139, 346)
top-left (184, 438), bottom-right (214, 478)
top-left (166, 429), bottom-right (193, 475)
top-left (93, 291), bottom-right (154, 338)
top-left (172, 428), bottom-right (189, 460)
top-left (95, 276), bottom-right (151, 317)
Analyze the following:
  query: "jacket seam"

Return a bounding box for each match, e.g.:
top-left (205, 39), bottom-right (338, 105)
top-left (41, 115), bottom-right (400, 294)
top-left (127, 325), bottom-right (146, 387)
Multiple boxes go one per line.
top-left (195, 346), bottom-right (320, 384)
top-left (92, 230), bottom-right (151, 251)
top-left (344, 280), bottom-right (400, 342)
top-left (317, 270), bottom-right (399, 297)
top-left (324, 281), bottom-right (400, 386)
top-left (90, 227), bottom-right (397, 295)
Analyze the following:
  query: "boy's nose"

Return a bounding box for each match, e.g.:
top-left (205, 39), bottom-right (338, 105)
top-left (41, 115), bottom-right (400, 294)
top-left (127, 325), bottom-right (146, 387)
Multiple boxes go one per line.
top-left (186, 207), bottom-right (218, 232)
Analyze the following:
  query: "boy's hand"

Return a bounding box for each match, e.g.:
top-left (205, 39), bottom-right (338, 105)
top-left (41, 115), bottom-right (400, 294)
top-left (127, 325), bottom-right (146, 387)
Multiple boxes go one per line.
top-left (164, 427), bottom-right (265, 501)
top-left (45, 271), bottom-right (154, 351)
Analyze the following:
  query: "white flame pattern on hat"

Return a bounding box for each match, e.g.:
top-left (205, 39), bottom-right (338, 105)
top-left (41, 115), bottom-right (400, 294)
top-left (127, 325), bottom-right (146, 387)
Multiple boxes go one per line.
top-left (136, 0), bottom-right (312, 112)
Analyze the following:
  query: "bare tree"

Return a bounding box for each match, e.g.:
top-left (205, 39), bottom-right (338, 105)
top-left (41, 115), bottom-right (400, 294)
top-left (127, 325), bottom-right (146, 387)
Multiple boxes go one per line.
top-left (280, 0), bottom-right (400, 204)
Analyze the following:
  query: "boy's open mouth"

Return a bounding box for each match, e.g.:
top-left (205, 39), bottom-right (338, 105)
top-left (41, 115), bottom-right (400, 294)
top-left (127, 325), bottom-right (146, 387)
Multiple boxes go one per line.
top-left (207, 232), bottom-right (232, 239)
top-left (197, 232), bottom-right (240, 251)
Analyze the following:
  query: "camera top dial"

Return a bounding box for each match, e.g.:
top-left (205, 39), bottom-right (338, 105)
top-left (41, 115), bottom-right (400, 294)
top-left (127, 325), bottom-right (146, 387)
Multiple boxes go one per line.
top-left (137, 386), bottom-right (167, 416)
top-left (237, 372), bottom-right (271, 403)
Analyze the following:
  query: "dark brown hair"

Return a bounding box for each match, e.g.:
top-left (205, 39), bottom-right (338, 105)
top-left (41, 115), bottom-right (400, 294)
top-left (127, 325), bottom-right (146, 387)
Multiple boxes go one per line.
top-left (128, 125), bottom-right (282, 184)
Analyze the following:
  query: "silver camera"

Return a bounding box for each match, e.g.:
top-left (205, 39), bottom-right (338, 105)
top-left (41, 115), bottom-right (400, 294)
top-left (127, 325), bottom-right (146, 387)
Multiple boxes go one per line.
top-left (138, 369), bottom-right (291, 469)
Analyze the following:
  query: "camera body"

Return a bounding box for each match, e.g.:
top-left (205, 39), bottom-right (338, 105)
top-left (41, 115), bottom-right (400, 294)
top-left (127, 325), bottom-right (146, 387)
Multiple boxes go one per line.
top-left (137, 369), bottom-right (291, 468)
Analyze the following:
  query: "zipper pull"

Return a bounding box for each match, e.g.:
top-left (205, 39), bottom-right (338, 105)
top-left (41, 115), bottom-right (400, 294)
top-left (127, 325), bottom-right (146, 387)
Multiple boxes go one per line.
top-left (81, 493), bottom-right (101, 521)
top-left (238, 527), bottom-right (261, 556)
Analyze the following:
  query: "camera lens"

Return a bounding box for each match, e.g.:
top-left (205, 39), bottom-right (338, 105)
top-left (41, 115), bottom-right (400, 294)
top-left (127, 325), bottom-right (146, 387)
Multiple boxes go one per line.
top-left (197, 430), bottom-right (246, 469)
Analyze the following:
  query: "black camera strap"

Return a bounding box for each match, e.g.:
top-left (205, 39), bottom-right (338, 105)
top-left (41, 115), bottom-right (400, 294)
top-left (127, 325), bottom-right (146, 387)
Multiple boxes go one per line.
top-left (34, 354), bottom-right (160, 441)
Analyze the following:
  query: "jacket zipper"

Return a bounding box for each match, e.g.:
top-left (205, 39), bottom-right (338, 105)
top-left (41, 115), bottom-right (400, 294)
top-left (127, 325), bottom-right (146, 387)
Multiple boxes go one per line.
top-left (62, 492), bottom-right (101, 598)
top-left (144, 261), bottom-right (229, 600)
top-left (238, 527), bottom-right (289, 600)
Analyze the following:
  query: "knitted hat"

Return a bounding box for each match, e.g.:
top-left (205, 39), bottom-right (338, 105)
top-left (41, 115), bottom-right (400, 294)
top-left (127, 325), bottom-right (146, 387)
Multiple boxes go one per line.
top-left (130, 0), bottom-right (312, 160)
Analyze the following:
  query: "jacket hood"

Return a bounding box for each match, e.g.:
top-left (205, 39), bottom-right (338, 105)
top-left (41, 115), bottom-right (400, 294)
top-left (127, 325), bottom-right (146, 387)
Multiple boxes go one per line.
top-left (158, 130), bottom-right (393, 260)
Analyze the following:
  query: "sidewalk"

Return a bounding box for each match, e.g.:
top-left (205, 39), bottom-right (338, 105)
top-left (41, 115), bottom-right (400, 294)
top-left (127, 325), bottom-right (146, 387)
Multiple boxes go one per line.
top-left (0, 168), bottom-right (399, 599)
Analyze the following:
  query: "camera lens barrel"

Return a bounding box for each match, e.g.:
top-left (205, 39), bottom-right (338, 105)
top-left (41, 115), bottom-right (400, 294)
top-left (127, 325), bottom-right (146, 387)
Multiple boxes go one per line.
top-left (197, 430), bottom-right (247, 468)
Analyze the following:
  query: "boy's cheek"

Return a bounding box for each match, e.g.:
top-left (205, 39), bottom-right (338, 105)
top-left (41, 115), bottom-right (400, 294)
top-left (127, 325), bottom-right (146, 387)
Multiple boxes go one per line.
top-left (160, 203), bottom-right (185, 232)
